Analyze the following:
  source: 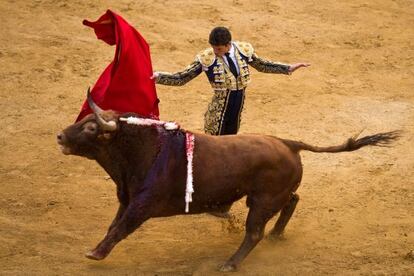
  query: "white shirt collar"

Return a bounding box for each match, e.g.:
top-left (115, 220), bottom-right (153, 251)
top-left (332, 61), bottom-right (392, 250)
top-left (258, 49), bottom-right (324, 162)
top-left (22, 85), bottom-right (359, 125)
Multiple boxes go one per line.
top-left (223, 42), bottom-right (239, 73)
top-left (228, 42), bottom-right (235, 57)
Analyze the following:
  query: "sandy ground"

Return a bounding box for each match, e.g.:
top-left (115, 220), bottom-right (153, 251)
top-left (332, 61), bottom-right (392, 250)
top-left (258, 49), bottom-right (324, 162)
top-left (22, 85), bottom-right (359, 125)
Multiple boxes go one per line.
top-left (1, 0), bottom-right (413, 275)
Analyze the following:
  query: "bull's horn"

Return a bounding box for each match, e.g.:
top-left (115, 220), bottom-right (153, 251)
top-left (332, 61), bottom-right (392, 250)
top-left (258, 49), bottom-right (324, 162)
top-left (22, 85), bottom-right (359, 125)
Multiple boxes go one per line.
top-left (86, 88), bottom-right (117, 132)
top-left (87, 87), bottom-right (104, 114)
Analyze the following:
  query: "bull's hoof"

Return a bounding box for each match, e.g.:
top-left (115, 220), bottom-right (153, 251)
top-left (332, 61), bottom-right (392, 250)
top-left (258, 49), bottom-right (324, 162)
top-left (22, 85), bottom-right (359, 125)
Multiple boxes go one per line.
top-left (85, 250), bottom-right (106, 260)
top-left (219, 263), bottom-right (237, 272)
top-left (267, 232), bottom-right (286, 242)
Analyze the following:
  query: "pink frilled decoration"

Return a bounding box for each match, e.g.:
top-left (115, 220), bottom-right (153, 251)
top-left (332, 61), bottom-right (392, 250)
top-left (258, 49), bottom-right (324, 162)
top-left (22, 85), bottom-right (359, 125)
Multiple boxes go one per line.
top-left (185, 132), bottom-right (195, 213)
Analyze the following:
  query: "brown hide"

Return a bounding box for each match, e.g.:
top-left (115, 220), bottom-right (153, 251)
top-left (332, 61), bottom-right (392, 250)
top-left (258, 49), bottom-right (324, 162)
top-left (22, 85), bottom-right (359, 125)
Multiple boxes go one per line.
top-left (191, 134), bottom-right (302, 211)
top-left (57, 110), bottom-right (399, 272)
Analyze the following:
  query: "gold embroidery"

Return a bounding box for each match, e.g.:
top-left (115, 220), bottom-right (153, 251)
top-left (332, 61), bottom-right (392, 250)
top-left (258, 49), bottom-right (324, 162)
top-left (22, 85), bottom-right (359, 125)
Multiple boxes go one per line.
top-left (156, 60), bottom-right (202, 86)
top-left (235, 91), bottom-right (246, 132)
top-left (234, 41), bottom-right (254, 59)
top-left (213, 65), bottom-right (223, 74)
top-left (197, 48), bottom-right (216, 67)
top-left (204, 90), bottom-right (230, 135)
top-left (234, 48), bottom-right (251, 88)
top-left (214, 51), bottom-right (251, 91)
top-left (214, 75), bottom-right (225, 83)
top-left (249, 53), bottom-right (290, 74)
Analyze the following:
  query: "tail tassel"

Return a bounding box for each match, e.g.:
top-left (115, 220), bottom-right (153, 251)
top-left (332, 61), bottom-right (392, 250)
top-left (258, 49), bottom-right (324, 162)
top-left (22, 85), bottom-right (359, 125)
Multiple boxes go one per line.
top-left (351, 130), bottom-right (402, 149)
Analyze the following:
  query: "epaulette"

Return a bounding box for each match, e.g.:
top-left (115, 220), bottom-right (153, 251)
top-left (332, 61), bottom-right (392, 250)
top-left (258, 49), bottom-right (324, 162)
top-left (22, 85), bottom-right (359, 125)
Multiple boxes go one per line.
top-left (234, 41), bottom-right (254, 58)
top-left (196, 48), bottom-right (216, 67)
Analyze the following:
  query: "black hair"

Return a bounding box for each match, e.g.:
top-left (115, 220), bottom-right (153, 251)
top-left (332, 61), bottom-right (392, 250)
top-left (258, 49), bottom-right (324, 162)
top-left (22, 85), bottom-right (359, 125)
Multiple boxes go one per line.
top-left (208, 27), bottom-right (232, 46)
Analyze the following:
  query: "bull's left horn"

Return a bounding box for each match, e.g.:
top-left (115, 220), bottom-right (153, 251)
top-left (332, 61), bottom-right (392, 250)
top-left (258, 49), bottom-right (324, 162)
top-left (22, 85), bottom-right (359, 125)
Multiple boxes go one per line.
top-left (87, 87), bottom-right (104, 114)
top-left (87, 88), bottom-right (117, 132)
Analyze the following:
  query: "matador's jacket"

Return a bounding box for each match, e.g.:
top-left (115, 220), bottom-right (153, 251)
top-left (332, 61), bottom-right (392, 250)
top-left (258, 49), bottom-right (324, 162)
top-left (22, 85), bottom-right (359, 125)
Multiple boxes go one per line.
top-left (155, 41), bottom-right (290, 135)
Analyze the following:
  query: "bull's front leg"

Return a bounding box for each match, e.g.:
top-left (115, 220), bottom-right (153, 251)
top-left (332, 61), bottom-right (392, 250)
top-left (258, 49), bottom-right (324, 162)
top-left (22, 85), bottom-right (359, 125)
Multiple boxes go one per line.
top-left (105, 184), bottom-right (131, 234)
top-left (107, 203), bottom-right (126, 234)
top-left (86, 203), bottom-right (127, 258)
top-left (85, 201), bottom-right (151, 260)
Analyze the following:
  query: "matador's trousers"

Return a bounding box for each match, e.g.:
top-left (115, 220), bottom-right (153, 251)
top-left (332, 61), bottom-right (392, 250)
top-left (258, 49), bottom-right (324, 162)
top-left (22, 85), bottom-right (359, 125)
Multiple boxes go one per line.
top-left (220, 89), bottom-right (245, 135)
top-left (204, 89), bottom-right (245, 136)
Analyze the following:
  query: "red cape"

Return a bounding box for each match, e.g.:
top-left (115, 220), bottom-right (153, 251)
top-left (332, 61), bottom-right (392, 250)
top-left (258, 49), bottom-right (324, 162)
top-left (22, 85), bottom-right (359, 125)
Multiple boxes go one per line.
top-left (76, 10), bottom-right (159, 121)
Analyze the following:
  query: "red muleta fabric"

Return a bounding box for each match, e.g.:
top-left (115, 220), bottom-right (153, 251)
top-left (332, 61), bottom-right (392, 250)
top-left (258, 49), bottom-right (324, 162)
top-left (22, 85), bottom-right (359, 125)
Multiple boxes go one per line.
top-left (76, 10), bottom-right (159, 121)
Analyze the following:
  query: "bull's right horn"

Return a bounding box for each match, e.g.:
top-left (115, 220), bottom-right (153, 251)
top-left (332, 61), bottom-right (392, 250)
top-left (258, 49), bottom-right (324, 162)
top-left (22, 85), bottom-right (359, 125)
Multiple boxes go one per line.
top-left (87, 88), bottom-right (117, 132)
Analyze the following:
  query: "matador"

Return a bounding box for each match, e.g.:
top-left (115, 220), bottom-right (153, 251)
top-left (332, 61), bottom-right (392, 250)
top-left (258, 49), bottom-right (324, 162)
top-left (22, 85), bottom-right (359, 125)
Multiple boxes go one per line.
top-left (152, 27), bottom-right (310, 136)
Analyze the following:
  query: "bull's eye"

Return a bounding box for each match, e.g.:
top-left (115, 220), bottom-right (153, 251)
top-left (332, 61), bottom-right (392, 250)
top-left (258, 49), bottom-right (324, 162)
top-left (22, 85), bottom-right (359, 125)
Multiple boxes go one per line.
top-left (88, 125), bottom-right (96, 132)
top-left (84, 122), bottom-right (98, 134)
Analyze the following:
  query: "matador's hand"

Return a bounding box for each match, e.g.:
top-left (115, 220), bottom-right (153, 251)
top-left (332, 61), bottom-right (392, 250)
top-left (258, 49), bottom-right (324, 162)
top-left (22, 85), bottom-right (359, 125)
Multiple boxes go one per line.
top-left (288, 63), bottom-right (311, 74)
top-left (150, 72), bottom-right (160, 80)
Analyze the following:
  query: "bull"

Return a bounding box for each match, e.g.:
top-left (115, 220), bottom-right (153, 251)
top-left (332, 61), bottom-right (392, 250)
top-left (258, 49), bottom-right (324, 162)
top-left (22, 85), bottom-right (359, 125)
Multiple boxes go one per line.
top-left (57, 91), bottom-right (400, 271)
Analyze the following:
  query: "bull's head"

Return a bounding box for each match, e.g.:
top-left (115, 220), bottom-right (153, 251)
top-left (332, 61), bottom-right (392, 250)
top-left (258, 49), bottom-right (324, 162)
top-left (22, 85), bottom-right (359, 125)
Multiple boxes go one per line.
top-left (57, 89), bottom-right (118, 159)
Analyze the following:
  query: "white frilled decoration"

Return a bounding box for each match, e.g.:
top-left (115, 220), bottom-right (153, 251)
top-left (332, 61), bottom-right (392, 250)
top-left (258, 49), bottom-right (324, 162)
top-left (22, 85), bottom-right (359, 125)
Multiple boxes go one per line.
top-left (119, 116), bottom-right (195, 212)
top-left (119, 117), bottom-right (179, 130)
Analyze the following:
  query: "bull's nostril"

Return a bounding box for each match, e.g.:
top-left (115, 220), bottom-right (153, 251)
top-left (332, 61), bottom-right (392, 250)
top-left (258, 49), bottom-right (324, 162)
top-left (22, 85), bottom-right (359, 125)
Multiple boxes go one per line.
top-left (57, 134), bottom-right (62, 140)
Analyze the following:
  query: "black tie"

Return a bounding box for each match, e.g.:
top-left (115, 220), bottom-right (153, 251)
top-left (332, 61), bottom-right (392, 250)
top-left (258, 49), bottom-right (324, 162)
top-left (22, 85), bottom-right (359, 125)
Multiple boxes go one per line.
top-left (225, 52), bottom-right (238, 77)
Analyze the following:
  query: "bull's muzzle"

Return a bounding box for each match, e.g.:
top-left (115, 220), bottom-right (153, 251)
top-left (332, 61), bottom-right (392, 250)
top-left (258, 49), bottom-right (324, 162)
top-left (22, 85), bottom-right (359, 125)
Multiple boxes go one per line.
top-left (57, 133), bottom-right (71, 155)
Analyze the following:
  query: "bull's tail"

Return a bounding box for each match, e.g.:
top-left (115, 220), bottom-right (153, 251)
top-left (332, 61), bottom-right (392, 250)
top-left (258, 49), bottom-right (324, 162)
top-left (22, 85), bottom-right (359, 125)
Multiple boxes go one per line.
top-left (282, 130), bottom-right (401, 153)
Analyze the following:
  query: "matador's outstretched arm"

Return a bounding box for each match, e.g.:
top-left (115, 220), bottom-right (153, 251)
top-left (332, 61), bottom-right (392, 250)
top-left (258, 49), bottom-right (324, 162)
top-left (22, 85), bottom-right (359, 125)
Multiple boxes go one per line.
top-left (151, 60), bottom-right (203, 86)
top-left (249, 53), bottom-right (310, 74)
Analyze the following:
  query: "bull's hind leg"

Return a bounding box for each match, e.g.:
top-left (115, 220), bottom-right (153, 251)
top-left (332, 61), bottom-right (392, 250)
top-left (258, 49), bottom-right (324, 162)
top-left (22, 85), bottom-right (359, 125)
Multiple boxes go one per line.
top-left (220, 202), bottom-right (279, 272)
top-left (269, 193), bottom-right (299, 239)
